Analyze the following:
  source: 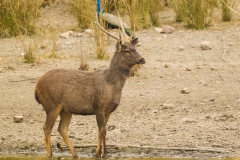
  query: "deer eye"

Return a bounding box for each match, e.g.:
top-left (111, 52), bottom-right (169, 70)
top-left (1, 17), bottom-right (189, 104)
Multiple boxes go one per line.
top-left (125, 50), bottom-right (130, 55)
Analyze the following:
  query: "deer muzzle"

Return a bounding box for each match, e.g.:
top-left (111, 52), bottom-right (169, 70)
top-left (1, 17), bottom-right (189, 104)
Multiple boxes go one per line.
top-left (138, 58), bottom-right (146, 64)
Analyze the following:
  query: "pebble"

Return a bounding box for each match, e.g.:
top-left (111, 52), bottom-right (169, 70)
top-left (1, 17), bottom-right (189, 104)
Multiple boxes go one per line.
top-left (164, 64), bottom-right (169, 68)
top-left (162, 25), bottom-right (175, 34)
top-left (84, 29), bottom-right (94, 36)
top-left (186, 67), bottom-right (191, 71)
top-left (76, 33), bottom-right (83, 37)
top-left (60, 31), bottom-right (71, 39)
top-left (162, 103), bottom-right (174, 109)
top-left (181, 117), bottom-right (196, 123)
top-left (179, 46), bottom-right (184, 50)
top-left (14, 116), bottom-right (24, 123)
top-left (152, 110), bottom-right (158, 113)
top-left (181, 88), bottom-right (190, 94)
top-left (154, 27), bottom-right (163, 34)
top-left (201, 41), bottom-right (212, 50)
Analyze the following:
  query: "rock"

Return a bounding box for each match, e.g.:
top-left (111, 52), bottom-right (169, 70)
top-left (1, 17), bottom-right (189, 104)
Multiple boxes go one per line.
top-left (107, 125), bottom-right (116, 131)
top-left (162, 25), bottom-right (175, 34)
top-left (164, 64), bottom-right (170, 68)
top-left (14, 116), bottom-right (24, 123)
top-left (76, 33), bottom-right (83, 37)
top-left (152, 110), bottom-right (158, 113)
top-left (181, 118), bottom-right (196, 123)
top-left (211, 66), bottom-right (217, 70)
top-left (181, 88), bottom-right (189, 94)
top-left (84, 29), bottom-right (94, 36)
top-left (201, 41), bottom-right (212, 50)
top-left (162, 103), bottom-right (174, 109)
top-left (179, 46), bottom-right (184, 50)
top-left (186, 67), bottom-right (191, 71)
top-left (154, 27), bottom-right (163, 34)
top-left (155, 25), bottom-right (174, 34)
top-left (196, 65), bottom-right (203, 69)
top-left (60, 32), bottom-right (69, 39)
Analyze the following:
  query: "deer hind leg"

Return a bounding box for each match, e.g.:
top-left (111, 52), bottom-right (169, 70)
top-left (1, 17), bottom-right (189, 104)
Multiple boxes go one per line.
top-left (95, 113), bottom-right (110, 159)
top-left (43, 105), bottom-right (62, 158)
top-left (58, 111), bottom-right (78, 158)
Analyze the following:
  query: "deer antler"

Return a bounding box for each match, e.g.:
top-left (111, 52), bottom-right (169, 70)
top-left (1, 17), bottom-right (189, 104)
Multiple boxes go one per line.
top-left (95, 13), bottom-right (119, 41)
top-left (117, 12), bottom-right (131, 42)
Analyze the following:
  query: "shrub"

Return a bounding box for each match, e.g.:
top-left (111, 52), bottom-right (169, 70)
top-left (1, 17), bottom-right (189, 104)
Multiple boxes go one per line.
top-left (221, 0), bottom-right (234, 22)
top-left (170, 0), bottom-right (218, 29)
top-left (0, 0), bottom-right (43, 37)
top-left (67, 0), bottom-right (95, 29)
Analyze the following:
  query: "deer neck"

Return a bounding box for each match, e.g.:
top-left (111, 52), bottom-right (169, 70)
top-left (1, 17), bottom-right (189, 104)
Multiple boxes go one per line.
top-left (105, 53), bottom-right (132, 88)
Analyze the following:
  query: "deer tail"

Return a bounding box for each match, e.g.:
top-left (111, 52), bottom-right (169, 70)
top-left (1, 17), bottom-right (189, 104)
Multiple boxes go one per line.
top-left (35, 91), bottom-right (41, 104)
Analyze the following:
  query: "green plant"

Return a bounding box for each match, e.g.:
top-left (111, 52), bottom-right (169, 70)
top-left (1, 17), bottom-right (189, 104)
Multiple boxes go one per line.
top-left (22, 40), bottom-right (38, 63)
top-left (170, 0), bottom-right (217, 29)
top-left (67, 0), bottom-right (95, 29)
top-left (92, 14), bottom-right (110, 60)
top-left (221, 0), bottom-right (234, 22)
top-left (149, 0), bottom-right (162, 26)
top-left (0, 0), bottom-right (43, 37)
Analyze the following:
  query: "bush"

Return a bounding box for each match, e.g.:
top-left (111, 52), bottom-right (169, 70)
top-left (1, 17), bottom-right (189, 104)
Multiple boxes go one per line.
top-left (221, 0), bottom-right (234, 22)
top-left (67, 0), bottom-right (95, 29)
top-left (0, 0), bottom-right (43, 37)
top-left (170, 0), bottom-right (217, 29)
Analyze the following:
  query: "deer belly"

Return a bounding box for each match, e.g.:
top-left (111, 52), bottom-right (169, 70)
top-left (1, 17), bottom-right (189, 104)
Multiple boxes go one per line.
top-left (63, 104), bottom-right (95, 115)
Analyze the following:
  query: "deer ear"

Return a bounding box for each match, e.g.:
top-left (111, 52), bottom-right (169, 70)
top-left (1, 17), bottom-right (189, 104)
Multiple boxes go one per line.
top-left (130, 38), bottom-right (138, 46)
top-left (115, 41), bottom-right (121, 51)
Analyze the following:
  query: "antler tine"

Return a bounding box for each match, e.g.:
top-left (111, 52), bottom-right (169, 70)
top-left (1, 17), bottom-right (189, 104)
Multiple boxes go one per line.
top-left (95, 13), bottom-right (119, 41)
top-left (130, 25), bottom-right (136, 39)
top-left (117, 12), bottom-right (130, 41)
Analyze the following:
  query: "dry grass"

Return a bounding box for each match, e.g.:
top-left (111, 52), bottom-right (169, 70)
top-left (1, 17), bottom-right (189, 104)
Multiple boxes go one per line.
top-left (0, 0), bottom-right (43, 37)
top-left (221, 0), bottom-right (235, 21)
top-left (169, 0), bottom-right (218, 29)
top-left (67, 0), bottom-right (95, 29)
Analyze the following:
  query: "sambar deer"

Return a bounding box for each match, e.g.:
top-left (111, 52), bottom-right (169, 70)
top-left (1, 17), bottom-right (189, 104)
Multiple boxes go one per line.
top-left (35, 14), bottom-right (145, 159)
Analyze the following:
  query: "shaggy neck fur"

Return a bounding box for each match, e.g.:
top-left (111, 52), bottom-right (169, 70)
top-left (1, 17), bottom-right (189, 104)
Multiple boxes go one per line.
top-left (105, 50), bottom-right (133, 88)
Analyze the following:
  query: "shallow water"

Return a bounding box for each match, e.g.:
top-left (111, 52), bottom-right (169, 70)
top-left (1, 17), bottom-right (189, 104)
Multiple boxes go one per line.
top-left (0, 155), bottom-right (240, 160)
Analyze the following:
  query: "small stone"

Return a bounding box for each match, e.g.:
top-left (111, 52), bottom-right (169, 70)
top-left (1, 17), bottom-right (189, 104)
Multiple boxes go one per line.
top-left (164, 64), bottom-right (169, 68)
top-left (14, 116), bottom-right (24, 123)
top-left (162, 103), bottom-right (174, 109)
top-left (180, 118), bottom-right (196, 123)
top-left (30, 120), bottom-right (34, 124)
top-left (76, 33), bottom-right (83, 37)
top-left (196, 65), bottom-right (203, 69)
top-left (181, 88), bottom-right (189, 94)
top-left (152, 110), bottom-right (158, 113)
top-left (201, 41), bottom-right (212, 50)
top-left (211, 66), bottom-right (217, 70)
top-left (162, 25), bottom-right (175, 34)
top-left (186, 67), bottom-right (191, 71)
top-left (84, 29), bottom-right (94, 36)
top-left (60, 31), bottom-right (70, 39)
top-left (179, 46), bottom-right (184, 50)
top-left (154, 27), bottom-right (163, 34)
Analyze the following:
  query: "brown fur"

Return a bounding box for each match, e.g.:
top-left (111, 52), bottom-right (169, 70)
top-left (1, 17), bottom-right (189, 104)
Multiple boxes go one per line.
top-left (35, 40), bottom-right (145, 158)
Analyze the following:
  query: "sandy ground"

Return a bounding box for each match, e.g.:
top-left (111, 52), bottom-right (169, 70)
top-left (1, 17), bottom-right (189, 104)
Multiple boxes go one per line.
top-left (0, 1), bottom-right (240, 159)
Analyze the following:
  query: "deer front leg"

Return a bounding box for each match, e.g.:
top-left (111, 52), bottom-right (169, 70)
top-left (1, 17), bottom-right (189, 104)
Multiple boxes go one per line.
top-left (95, 113), bottom-right (110, 159)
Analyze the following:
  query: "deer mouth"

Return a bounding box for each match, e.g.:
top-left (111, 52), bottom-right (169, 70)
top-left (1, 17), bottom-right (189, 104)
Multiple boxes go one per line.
top-left (137, 58), bottom-right (146, 64)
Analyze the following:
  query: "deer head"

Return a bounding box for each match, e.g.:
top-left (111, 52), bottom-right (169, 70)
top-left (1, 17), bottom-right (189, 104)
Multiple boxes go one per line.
top-left (95, 13), bottom-right (145, 66)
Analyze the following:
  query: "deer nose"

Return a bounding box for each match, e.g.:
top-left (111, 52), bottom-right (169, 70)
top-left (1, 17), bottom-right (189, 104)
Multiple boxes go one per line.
top-left (138, 58), bottom-right (146, 64)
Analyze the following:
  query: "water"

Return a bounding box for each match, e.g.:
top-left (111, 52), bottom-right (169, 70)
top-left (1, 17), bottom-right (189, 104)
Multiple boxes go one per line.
top-left (0, 155), bottom-right (240, 160)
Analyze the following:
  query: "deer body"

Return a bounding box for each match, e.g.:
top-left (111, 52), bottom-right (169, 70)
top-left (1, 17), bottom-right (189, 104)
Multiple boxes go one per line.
top-left (35, 39), bottom-right (145, 158)
top-left (36, 68), bottom-right (122, 115)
